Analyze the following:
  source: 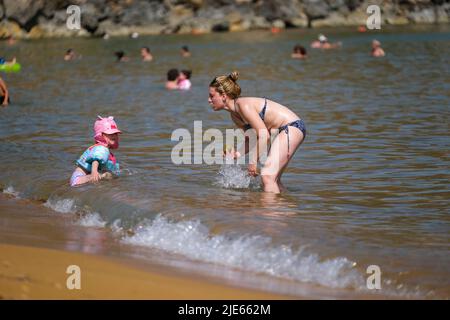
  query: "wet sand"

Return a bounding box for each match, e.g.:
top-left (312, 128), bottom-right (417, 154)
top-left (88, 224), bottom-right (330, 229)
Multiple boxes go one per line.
top-left (0, 243), bottom-right (291, 299)
top-left (0, 193), bottom-right (292, 299)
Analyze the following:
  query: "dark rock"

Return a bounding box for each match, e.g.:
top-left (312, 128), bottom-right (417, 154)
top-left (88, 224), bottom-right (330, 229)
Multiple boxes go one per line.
top-left (3, 0), bottom-right (45, 31)
top-left (0, 0), bottom-right (449, 38)
top-left (345, 0), bottom-right (364, 12)
top-left (212, 21), bottom-right (229, 32)
top-left (41, 0), bottom-right (74, 19)
top-left (80, 3), bottom-right (100, 33)
top-left (120, 1), bottom-right (168, 26)
top-left (254, 0), bottom-right (304, 22)
top-left (303, 0), bottom-right (330, 19)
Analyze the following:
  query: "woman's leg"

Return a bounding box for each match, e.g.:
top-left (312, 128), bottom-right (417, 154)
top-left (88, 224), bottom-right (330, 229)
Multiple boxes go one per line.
top-left (276, 135), bottom-right (304, 191)
top-left (261, 128), bottom-right (304, 193)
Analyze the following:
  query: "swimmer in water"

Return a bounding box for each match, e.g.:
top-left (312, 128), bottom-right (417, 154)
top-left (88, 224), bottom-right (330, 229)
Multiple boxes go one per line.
top-left (70, 116), bottom-right (122, 187)
top-left (141, 47), bottom-right (153, 62)
top-left (311, 34), bottom-right (341, 49)
top-left (0, 56), bottom-right (16, 66)
top-left (181, 45), bottom-right (191, 58)
top-left (177, 70), bottom-right (192, 90)
top-left (371, 40), bottom-right (385, 57)
top-left (64, 49), bottom-right (76, 61)
top-left (208, 71), bottom-right (306, 193)
top-left (114, 51), bottom-right (130, 62)
top-left (291, 44), bottom-right (307, 59)
top-left (166, 68), bottom-right (180, 90)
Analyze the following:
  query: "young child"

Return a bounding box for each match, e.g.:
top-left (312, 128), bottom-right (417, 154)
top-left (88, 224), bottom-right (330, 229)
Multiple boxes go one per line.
top-left (177, 70), bottom-right (192, 90)
top-left (70, 116), bottom-right (122, 187)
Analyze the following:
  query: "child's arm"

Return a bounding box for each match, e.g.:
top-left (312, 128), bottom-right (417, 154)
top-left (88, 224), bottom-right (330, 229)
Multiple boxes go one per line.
top-left (90, 161), bottom-right (100, 182)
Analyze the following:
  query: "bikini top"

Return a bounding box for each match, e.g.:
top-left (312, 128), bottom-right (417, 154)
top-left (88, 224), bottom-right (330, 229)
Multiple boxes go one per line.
top-left (76, 144), bottom-right (120, 174)
top-left (242, 98), bottom-right (267, 131)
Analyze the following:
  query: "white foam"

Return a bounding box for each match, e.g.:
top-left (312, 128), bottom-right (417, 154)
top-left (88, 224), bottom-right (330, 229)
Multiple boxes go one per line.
top-left (78, 212), bottom-right (106, 228)
top-left (3, 186), bottom-right (20, 198)
top-left (44, 198), bottom-right (76, 214)
top-left (215, 164), bottom-right (260, 189)
top-left (111, 219), bottom-right (124, 234)
top-left (122, 215), bottom-right (364, 289)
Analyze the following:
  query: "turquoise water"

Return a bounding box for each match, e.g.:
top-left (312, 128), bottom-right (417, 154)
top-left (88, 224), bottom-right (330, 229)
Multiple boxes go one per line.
top-left (0, 25), bottom-right (449, 298)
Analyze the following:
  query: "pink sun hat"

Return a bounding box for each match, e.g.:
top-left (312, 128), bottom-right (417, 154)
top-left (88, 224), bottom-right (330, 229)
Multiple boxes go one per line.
top-left (94, 116), bottom-right (122, 143)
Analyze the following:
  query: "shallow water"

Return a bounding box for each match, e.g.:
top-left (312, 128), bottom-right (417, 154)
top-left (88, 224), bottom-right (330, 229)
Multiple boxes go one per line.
top-left (1, 25), bottom-right (449, 298)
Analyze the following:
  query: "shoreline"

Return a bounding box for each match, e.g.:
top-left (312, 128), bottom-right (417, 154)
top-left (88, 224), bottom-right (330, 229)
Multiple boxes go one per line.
top-left (0, 243), bottom-right (292, 299)
top-left (0, 193), bottom-right (395, 300)
top-left (3, 22), bottom-right (450, 41)
top-left (0, 193), bottom-right (294, 299)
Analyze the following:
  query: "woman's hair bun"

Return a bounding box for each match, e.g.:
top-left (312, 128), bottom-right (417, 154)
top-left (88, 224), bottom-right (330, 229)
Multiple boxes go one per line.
top-left (229, 71), bottom-right (239, 82)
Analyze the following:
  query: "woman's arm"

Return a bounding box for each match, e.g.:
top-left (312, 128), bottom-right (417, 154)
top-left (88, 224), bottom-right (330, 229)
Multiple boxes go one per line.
top-left (227, 112), bottom-right (249, 158)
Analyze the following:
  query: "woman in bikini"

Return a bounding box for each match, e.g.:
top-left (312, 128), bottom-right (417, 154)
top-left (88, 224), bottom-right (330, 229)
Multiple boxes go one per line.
top-left (208, 71), bottom-right (306, 193)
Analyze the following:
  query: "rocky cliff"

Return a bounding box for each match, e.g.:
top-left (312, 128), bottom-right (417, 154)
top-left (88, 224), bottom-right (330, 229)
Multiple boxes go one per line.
top-left (0, 0), bottom-right (449, 39)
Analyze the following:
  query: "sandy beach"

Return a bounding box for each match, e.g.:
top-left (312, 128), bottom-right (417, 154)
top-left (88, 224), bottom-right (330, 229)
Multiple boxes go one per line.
top-left (0, 243), bottom-right (291, 299)
top-left (0, 193), bottom-right (294, 299)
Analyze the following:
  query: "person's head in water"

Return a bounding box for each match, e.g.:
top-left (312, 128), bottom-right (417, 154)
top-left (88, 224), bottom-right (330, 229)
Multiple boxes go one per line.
top-left (167, 69), bottom-right (179, 81)
top-left (292, 44), bottom-right (307, 59)
top-left (180, 70), bottom-right (191, 80)
top-left (371, 39), bottom-right (385, 57)
top-left (181, 45), bottom-right (191, 57)
top-left (208, 71), bottom-right (241, 111)
top-left (64, 48), bottom-right (75, 61)
top-left (178, 70), bottom-right (192, 90)
top-left (318, 34), bottom-right (328, 43)
top-left (114, 51), bottom-right (129, 62)
top-left (372, 39), bottom-right (381, 49)
top-left (166, 68), bottom-right (180, 90)
top-left (141, 47), bottom-right (153, 61)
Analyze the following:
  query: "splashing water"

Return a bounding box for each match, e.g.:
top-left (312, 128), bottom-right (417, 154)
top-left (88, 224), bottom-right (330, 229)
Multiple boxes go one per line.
top-left (3, 186), bottom-right (20, 198)
top-left (123, 215), bottom-right (364, 289)
top-left (78, 212), bottom-right (107, 228)
top-left (44, 198), bottom-right (76, 214)
top-left (215, 164), bottom-right (260, 189)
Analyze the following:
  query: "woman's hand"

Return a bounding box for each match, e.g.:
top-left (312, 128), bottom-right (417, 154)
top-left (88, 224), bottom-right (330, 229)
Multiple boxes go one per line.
top-left (223, 145), bottom-right (241, 159)
top-left (247, 163), bottom-right (258, 176)
top-left (224, 150), bottom-right (241, 159)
